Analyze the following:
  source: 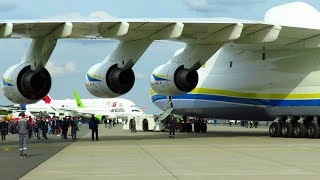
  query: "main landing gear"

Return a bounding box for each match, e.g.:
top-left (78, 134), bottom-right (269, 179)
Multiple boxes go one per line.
top-left (269, 116), bottom-right (320, 138)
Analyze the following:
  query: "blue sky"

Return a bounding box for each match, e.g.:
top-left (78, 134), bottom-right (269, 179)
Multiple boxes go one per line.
top-left (0, 0), bottom-right (319, 114)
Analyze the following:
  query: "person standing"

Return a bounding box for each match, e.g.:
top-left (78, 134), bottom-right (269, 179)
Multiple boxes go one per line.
top-left (0, 118), bottom-right (8, 141)
top-left (129, 117), bottom-right (136, 132)
top-left (35, 116), bottom-right (42, 139)
top-left (67, 117), bottom-right (72, 136)
top-left (17, 112), bottom-right (30, 158)
top-left (28, 116), bottom-right (34, 139)
top-left (61, 117), bottom-right (68, 139)
top-left (89, 115), bottom-right (99, 141)
top-left (71, 117), bottom-right (78, 140)
top-left (42, 118), bottom-right (48, 139)
top-left (168, 116), bottom-right (177, 139)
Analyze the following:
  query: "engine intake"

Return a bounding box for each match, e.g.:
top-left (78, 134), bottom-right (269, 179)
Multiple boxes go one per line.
top-left (85, 62), bottom-right (135, 98)
top-left (150, 63), bottom-right (198, 96)
top-left (2, 63), bottom-right (51, 104)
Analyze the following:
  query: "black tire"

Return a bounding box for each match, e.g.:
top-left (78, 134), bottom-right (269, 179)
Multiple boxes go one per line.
top-left (142, 119), bottom-right (148, 131)
top-left (186, 123), bottom-right (192, 132)
top-left (194, 123), bottom-right (201, 133)
top-left (281, 122), bottom-right (293, 138)
top-left (200, 123), bottom-right (207, 133)
top-left (269, 122), bottom-right (281, 137)
top-left (180, 124), bottom-right (186, 132)
top-left (306, 123), bottom-right (320, 138)
top-left (293, 122), bottom-right (306, 138)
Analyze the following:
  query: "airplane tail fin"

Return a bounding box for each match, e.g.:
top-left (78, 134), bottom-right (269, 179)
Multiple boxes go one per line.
top-left (42, 95), bottom-right (52, 104)
top-left (20, 104), bottom-right (27, 110)
top-left (73, 90), bottom-right (85, 108)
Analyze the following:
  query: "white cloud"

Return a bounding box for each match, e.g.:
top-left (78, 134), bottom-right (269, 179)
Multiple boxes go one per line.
top-left (49, 10), bottom-right (117, 20)
top-left (46, 61), bottom-right (80, 76)
top-left (185, 0), bottom-right (266, 15)
top-left (186, 0), bottom-right (265, 9)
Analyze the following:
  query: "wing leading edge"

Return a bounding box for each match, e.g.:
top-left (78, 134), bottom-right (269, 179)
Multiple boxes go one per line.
top-left (1, 20), bottom-right (319, 49)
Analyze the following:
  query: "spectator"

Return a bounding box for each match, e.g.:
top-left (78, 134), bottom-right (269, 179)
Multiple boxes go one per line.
top-left (71, 117), bottom-right (78, 140)
top-left (28, 116), bottom-right (34, 139)
top-left (42, 118), bottom-right (48, 139)
top-left (0, 118), bottom-right (8, 141)
top-left (61, 117), bottom-right (68, 139)
top-left (89, 115), bottom-right (99, 141)
top-left (17, 112), bottom-right (30, 158)
top-left (168, 116), bottom-right (177, 139)
top-left (130, 117), bottom-right (136, 132)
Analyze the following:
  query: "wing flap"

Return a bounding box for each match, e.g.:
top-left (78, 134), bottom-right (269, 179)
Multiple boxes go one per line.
top-left (236, 24), bottom-right (281, 44)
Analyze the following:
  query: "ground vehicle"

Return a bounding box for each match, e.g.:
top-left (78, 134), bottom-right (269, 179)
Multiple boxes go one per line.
top-left (122, 114), bottom-right (155, 131)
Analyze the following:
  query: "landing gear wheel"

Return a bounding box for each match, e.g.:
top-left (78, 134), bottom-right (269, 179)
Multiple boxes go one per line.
top-left (186, 123), bottom-right (192, 132)
top-left (306, 123), bottom-right (320, 138)
top-left (180, 124), bottom-right (186, 132)
top-left (293, 122), bottom-right (306, 138)
top-left (269, 122), bottom-right (281, 137)
top-left (194, 123), bottom-right (201, 133)
top-left (200, 123), bottom-right (207, 133)
top-left (281, 122), bottom-right (293, 138)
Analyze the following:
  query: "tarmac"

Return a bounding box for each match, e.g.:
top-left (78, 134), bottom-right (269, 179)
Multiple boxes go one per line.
top-left (1, 124), bottom-right (320, 180)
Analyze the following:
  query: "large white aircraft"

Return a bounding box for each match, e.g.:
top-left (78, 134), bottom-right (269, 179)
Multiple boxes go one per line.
top-left (11, 91), bottom-right (146, 121)
top-left (1, 2), bottom-right (320, 138)
top-left (49, 90), bottom-right (146, 121)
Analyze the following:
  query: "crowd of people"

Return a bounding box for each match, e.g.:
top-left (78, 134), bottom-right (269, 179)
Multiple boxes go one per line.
top-left (0, 115), bottom-right (82, 142)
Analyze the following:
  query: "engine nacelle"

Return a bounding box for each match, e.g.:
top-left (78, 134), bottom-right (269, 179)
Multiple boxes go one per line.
top-left (150, 63), bottom-right (198, 96)
top-left (2, 63), bottom-right (52, 104)
top-left (85, 62), bottom-right (135, 98)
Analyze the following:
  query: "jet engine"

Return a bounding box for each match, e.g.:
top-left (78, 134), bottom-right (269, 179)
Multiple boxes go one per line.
top-left (85, 61), bottom-right (135, 98)
top-left (2, 63), bottom-right (51, 104)
top-left (150, 63), bottom-right (198, 96)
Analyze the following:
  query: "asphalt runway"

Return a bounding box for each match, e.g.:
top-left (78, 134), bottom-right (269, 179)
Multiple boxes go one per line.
top-left (0, 126), bottom-right (89, 180)
top-left (2, 124), bottom-right (320, 179)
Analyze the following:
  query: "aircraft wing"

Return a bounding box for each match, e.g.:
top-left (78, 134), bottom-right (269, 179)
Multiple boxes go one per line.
top-left (0, 20), bottom-right (317, 49)
top-left (0, 104), bottom-right (21, 111)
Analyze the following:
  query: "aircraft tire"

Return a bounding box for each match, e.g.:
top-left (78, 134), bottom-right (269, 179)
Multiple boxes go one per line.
top-left (180, 124), bottom-right (186, 132)
top-left (186, 123), bottom-right (192, 132)
top-left (269, 122), bottom-right (281, 137)
top-left (281, 122), bottom-right (293, 138)
top-left (292, 122), bottom-right (306, 138)
top-left (194, 123), bottom-right (201, 133)
top-left (200, 123), bottom-right (207, 133)
top-left (306, 122), bottom-right (320, 138)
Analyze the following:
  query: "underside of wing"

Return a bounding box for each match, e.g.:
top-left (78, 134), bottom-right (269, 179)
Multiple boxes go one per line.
top-left (0, 19), bottom-right (318, 50)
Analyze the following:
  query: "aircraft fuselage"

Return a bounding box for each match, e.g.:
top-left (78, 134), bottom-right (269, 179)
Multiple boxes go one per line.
top-left (152, 44), bottom-right (320, 121)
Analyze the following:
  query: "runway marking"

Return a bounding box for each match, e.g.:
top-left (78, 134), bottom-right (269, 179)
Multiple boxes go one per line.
top-left (2, 148), bottom-right (11, 151)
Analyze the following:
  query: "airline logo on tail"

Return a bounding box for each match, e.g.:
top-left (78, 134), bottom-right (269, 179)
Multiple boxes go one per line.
top-left (42, 95), bottom-right (52, 104)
